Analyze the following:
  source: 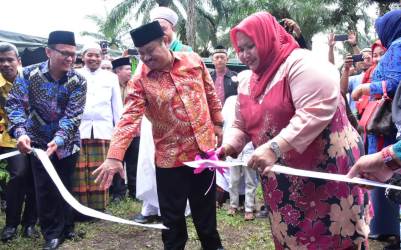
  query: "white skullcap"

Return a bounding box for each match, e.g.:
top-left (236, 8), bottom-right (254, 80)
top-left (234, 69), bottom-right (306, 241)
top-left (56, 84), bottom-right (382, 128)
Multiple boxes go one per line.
top-left (150, 7), bottom-right (178, 26)
top-left (81, 42), bottom-right (101, 54)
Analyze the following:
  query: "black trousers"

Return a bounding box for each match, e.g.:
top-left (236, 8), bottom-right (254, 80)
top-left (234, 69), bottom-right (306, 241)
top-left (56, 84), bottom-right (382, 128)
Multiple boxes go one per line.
top-left (156, 166), bottom-right (222, 250)
top-left (110, 136), bottom-right (140, 199)
top-left (30, 152), bottom-right (78, 240)
top-left (0, 147), bottom-right (37, 227)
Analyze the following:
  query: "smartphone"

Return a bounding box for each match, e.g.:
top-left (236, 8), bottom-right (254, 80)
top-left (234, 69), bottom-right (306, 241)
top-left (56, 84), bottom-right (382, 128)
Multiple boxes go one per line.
top-left (127, 48), bottom-right (138, 56)
top-left (352, 54), bottom-right (364, 62)
top-left (334, 34), bottom-right (348, 42)
top-left (278, 19), bottom-right (292, 33)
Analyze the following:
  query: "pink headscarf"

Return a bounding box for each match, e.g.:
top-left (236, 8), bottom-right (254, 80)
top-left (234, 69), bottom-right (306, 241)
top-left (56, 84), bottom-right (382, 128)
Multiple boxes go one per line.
top-left (230, 12), bottom-right (299, 100)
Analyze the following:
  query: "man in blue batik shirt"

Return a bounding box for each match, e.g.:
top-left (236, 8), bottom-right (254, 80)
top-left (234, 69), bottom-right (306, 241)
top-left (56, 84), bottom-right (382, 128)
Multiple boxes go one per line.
top-left (5, 31), bottom-right (86, 250)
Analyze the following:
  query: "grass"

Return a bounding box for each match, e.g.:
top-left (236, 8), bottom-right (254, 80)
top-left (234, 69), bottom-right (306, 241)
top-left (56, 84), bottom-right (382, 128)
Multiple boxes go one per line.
top-left (0, 186), bottom-right (387, 249)
top-left (0, 196), bottom-right (274, 250)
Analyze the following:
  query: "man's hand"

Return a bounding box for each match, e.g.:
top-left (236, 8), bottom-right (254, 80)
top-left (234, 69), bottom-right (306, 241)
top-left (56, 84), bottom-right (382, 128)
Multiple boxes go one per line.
top-left (46, 141), bottom-right (58, 156)
top-left (92, 158), bottom-right (125, 190)
top-left (347, 152), bottom-right (394, 182)
top-left (214, 125), bottom-right (223, 147)
top-left (17, 135), bottom-right (32, 154)
top-left (247, 143), bottom-right (277, 176)
top-left (351, 84), bottom-right (370, 101)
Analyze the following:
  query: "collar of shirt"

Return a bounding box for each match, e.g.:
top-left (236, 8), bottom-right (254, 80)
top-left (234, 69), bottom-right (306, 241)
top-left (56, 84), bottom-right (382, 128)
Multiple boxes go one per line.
top-left (0, 73), bottom-right (10, 88)
top-left (142, 51), bottom-right (183, 77)
top-left (82, 66), bottom-right (102, 75)
top-left (40, 60), bottom-right (75, 83)
top-left (216, 67), bottom-right (228, 78)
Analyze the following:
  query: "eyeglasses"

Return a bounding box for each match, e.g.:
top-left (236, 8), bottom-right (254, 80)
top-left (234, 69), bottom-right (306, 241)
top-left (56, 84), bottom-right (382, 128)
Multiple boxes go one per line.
top-left (50, 47), bottom-right (76, 60)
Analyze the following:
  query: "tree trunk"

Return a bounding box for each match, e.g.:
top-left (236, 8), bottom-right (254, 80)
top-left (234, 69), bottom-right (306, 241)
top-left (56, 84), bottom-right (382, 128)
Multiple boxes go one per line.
top-left (186, 0), bottom-right (196, 49)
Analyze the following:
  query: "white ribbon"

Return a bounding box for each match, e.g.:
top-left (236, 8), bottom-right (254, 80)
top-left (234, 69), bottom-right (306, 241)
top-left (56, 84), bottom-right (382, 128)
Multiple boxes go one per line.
top-left (2, 149), bottom-right (167, 230)
top-left (184, 159), bottom-right (401, 191)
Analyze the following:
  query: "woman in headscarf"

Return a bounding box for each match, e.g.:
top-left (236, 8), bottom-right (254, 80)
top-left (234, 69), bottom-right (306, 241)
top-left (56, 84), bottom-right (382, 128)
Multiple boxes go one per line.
top-left (352, 9), bottom-right (401, 242)
top-left (356, 40), bottom-right (387, 117)
top-left (220, 12), bottom-right (370, 249)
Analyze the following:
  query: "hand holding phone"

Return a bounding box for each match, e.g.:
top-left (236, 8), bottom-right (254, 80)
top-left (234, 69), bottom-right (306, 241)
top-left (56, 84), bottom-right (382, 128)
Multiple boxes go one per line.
top-left (334, 34), bottom-right (348, 42)
top-left (352, 54), bottom-right (364, 63)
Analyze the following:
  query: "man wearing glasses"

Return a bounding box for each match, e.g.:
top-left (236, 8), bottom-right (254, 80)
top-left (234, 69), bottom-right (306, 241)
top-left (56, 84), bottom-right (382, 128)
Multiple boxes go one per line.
top-left (5, 31), bottom-right (87, 250)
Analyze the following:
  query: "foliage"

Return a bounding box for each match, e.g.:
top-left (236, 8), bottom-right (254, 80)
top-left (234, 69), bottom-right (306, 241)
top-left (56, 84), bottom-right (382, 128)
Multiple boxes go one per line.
top-left (100, 0), bottom-right (388, 55)
top-left (81, 11), bottom-right (132, 50)
top-left (0, 160), bottom-right (9, 192)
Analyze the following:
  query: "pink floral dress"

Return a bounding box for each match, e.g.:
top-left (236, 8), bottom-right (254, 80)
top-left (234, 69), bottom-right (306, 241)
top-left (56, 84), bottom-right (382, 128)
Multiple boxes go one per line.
top-left (227, 50), bottom-right (370, 249)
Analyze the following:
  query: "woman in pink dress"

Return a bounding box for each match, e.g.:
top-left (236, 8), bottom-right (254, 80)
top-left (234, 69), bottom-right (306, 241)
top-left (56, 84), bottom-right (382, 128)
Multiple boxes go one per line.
top-left (221, 12), bottom-right (370, 249)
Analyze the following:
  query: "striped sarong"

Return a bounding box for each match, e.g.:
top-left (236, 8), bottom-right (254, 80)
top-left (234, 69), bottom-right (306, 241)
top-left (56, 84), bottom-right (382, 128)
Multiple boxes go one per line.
top-left (72, 139), bottom-right (110, 210)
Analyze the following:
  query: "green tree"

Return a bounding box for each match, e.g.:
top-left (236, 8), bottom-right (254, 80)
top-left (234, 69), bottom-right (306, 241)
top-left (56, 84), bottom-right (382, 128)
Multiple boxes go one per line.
top-left (104, 0), bottom-right (230, 51)
top-left (81, 12), bottom-right (132, 50)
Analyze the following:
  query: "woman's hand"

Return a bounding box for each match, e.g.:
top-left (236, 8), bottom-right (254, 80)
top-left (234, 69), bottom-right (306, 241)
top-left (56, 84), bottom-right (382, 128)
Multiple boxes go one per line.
top-left (247, 143), bottom-right (278, 176)
top-left (347, 152), bottom-right (394, 182)
top-left (283, 18), bottom-right (301, 38)
top-left (351, 84), bottom-right (370, 101)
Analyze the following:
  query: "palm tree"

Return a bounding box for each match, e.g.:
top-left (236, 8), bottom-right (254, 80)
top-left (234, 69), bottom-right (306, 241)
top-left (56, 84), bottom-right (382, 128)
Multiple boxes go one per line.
top-left (81, 12), bottom-right (132, 50)
top-left (104, 0), bottom-right (229, 50)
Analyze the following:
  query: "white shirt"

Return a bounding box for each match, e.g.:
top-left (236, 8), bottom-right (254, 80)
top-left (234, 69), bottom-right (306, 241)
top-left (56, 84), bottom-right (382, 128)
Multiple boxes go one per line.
top-left (77, 67), bottom-right (123, 140)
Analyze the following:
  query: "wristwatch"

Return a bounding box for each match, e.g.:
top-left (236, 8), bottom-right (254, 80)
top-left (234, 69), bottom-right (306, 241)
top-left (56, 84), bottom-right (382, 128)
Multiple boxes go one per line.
top-left (381, 146), bottom-right (400, 171)
top-left (269, 141), bottom-right (282, 161)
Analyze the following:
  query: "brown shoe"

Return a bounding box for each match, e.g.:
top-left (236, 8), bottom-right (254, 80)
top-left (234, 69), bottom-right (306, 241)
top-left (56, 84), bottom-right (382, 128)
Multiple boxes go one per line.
top-left (244, 212), bottom-right (255, 221)
top-left (227, 207), bottom-right (237, 216)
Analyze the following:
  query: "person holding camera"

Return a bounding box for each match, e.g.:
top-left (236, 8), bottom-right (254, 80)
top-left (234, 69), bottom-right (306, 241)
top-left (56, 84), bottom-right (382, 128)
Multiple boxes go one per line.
top-left (340, 48), bottom-right (372, 117)
top-left (328, 31), bottom-right (361, 65)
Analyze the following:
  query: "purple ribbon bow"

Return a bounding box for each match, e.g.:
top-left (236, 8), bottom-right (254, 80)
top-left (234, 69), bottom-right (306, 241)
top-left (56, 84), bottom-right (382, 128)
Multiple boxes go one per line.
top-left (193, 149), bottom-right (227, 195)
top-left (193, 149), bottom-right (226, 175)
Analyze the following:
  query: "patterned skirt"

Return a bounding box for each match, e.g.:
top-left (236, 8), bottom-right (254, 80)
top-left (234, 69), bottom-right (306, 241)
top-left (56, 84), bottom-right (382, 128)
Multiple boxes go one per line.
top-left (72, 139), bottom-right (110, 210)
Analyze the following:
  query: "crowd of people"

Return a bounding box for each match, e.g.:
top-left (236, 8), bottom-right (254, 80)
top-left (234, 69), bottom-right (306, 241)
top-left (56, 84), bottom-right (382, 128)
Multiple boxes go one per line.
top-left (0, 5), bottom-right (400, 250)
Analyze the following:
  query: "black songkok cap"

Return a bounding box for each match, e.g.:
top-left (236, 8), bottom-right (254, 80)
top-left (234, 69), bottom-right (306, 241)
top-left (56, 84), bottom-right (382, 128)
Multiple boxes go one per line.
top-left (48, 31), bottom-right (76, 46)
top-left (112, 57), bottom-right (131, 70)
top-left (213, 45), bottom-right (227, 55)
top-left (130, 21), bottom-right (165, 47)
